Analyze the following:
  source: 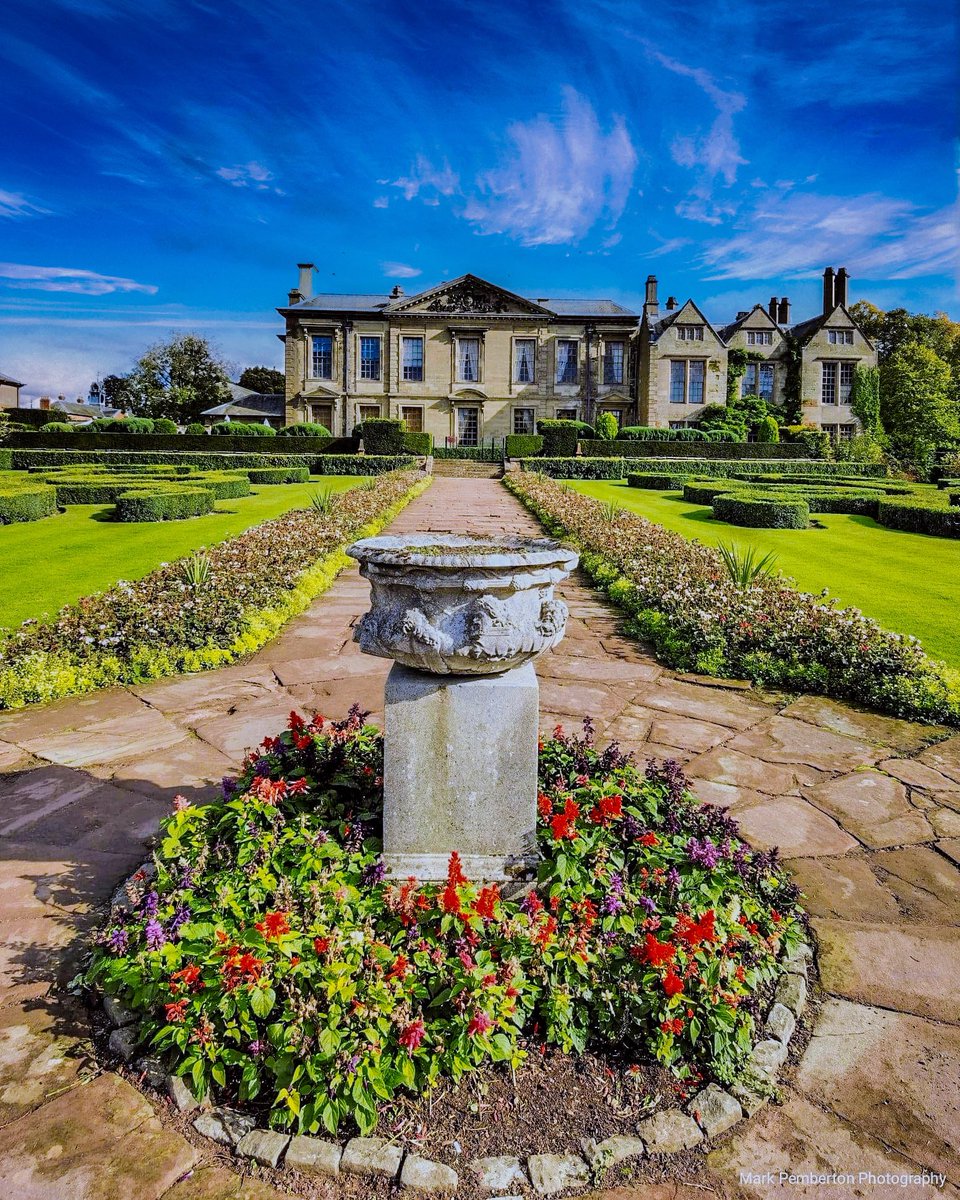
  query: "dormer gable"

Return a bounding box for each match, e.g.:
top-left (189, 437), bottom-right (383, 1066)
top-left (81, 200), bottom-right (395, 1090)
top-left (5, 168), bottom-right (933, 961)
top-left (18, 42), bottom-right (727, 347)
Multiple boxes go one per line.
top-left (651, 299), bottom-right (724, 345)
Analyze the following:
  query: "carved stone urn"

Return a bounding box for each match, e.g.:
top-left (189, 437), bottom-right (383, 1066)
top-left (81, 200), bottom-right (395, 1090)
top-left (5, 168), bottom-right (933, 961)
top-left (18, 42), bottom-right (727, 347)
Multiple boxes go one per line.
top-left (346, 533), bottom-right (579, 675)
top-left (347, 533), bottom-right (579, 881)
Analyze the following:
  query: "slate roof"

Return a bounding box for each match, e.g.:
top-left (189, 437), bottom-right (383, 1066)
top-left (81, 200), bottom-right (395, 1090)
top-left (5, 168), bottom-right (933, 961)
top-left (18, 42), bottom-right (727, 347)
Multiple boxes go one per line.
top-left (717, 304), bottom-right (782, 342)
top-left (202, 393), bottom-right (285, 420)
top-left (0, 371), bottom-right (22, 387)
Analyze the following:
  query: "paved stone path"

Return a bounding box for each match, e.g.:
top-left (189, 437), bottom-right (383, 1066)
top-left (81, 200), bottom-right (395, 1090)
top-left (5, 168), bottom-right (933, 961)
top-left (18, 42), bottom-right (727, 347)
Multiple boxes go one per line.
top-left (0, 478), bottom-right (958, 1199)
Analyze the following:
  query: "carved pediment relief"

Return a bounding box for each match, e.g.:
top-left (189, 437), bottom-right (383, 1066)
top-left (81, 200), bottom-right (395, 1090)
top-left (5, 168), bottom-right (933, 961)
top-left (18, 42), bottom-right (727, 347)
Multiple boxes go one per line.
top-left (390, 275), bottom-right (550, 317)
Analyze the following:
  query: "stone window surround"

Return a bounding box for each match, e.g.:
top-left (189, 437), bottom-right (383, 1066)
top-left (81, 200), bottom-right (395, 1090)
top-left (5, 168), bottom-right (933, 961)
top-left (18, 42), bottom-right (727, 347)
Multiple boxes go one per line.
top-left (356, 402), bottom-right (382, 425)
top-left (400, 404), bottom-right (424, 433)
top-left (452, 403), bottom-right (481, 446)
top-left (820, 359), bottom-right (855, 406)
top-left (668, 357), bottom-right (707, 404)
top-left (451, 329), bottom-right (485, 387)
top-left (675, 324), bottom-right (705, 341)
top-left (511, 335), bottom-right (538, 387)
top-left (400, 334), bottom-right (425, 384)
top-left (308, 331), bottom-right (335, 381)
top-left (554, 337), bottom-right (581, 387)
top-left (827, 329), bottom-right (855, 345)
top-left (746, 330), bottom-right (774, 346)
top-left (601, 338), bottom-right (625, 386)
top-left (357, 333), bottom-right (383, 383)
top-left (512, 405), bottom-right (536, 435)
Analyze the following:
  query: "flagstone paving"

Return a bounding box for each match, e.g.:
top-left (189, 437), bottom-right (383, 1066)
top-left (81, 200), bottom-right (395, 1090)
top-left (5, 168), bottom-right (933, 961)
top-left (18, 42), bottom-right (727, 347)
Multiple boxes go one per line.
top-left (0, 478), bottom-right (958, 1198)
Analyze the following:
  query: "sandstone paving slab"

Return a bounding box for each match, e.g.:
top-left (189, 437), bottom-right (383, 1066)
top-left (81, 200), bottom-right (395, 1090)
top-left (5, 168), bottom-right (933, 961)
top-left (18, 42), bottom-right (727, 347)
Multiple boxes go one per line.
top-left (6, 788), bottom-right (167, 858)
top-left (647, 715), bottom-right (732, 754)
top-left (938, 839), bottom-right (960, 865)
top-left (583, 1187), bottom-right (726, 1200)
top-left (536, 653), bottom-right (661, 685)
top-left (642, 742), bottom-right (697, 765)
top-left (917, 735), bottom-right (960, 784)
top-left (603, 710), bottom-right (654, 749)
top-left (708, 1093), bottom-right (960, 1198)
top-left (728, 715), bottom-right (882, 773)
top-left (931, 807), bottom-right (960, 838)
top-left (537, 678), bottom-right (627, 721)
top-left (795, 998), bottom-right (960, 1179)
top-left (815, 918), bottom-right (960, 1023)
top-left (18, 708), bottom-right (188, 771)
top-left (0, 766), bottom-right (120, 839)
top-left (159, 1166), bottom-right (292, 1200)
top-left (685, 747), bottom-right (817, 795)
top-left (90, 737), bottom-right (238, 802)
top-left (0, 999), bottom-right (94, 1124)
top-left (782, 855), bottom-right (901, 923)
top-left (867, 846), bottom-right (960, 924)
top-left (638, 679), bottom-right (773, 730)
top-left (879, 756), bottom-right (960, 793)
top-left (289, 675), bottom-right (390, 726)
top-left (0, 1071), bottom-right (199, 1199)
top-left (270, 652), bottom-right (388, 688)
top-left (682, 778), bottom-right (770, 813)
top-left (0, 740), bottom-right (35, 773)
top-left (726, 796), bottom-right (859, 858)
top-left (130, 666), bottom-right (286, 724)
top-left (0, 688), bottom-right (151, 744)
top-left (805, 770), bottom-right (934, 849)
top-left (190, 698), bottom-right (312, 760)
top-left (781, 694), bottom-right (947, 754)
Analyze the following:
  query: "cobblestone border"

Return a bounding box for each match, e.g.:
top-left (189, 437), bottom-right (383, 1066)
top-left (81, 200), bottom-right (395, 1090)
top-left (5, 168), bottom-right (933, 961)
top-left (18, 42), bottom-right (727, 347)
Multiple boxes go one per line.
top-left (101, 862), bottom-right (813, 1197)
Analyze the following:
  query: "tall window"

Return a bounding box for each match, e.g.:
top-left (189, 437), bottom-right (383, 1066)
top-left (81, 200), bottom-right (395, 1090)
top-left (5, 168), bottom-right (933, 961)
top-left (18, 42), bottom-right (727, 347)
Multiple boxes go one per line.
top-left (513, 407), bottom-right (535, 435)
top-left (514, 338), bottom-right (536, 383)
top-left (457, 337), bottom-right (480, 382)
top-left (828, 330), bottom-right (854, 345)
top-left (670, 360), bottom-right (706, 404)
top-left (603, 341), bottom-right (624, 385)
top-left (839, 361), bottom-right (854, 403)
top-left (401, 405), bottom-right (423, 432)
top-left (311, 335), bottom-right (332, 379)
top-left (742, 362), bottom-right (775, 400)
top-left (556, 340), bottom-right (578, 384)
top-left (676, 325), bottom-right (704, 341)
top-left (456, 407), bottom-right (479, 446)
top-left (402, 336), bottom-right (424, 382)
top-left (821, 362), bottom-right (837, 404)
top-left (359, 336), bottom-right (381, 380)
top-left (309, 403), bottom-right (333, 429)
top-left (359, 404), bottom-right (380, 423)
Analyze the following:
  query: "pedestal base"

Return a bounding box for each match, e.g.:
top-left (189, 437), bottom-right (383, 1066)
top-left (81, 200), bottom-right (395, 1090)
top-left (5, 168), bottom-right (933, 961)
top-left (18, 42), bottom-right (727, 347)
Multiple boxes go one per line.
top-left (383, 661), bottom-right (539, 881)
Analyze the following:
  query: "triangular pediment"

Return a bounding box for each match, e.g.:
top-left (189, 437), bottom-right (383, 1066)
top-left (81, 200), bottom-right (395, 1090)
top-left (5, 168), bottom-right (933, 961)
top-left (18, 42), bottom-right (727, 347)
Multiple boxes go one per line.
top-left (302, 383), bottom-right (341, 399)
top-left (386, 274), bottom-right (552, 317)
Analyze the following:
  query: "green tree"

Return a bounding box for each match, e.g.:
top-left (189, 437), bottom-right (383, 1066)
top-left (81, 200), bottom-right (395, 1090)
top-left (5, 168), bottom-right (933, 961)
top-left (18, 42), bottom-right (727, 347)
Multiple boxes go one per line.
top-left (95, 373), bottom-right (136, 410)
top-left (594, 411), bottom-right (619, 440)
top-left (126, 334), bottom-right (230, 423)
top-left (755, 415), bottom-right (780, 443)
top-left (238, 365), bottom-right (285, 394)
top-left (880, 343), bottom-right (957, 464)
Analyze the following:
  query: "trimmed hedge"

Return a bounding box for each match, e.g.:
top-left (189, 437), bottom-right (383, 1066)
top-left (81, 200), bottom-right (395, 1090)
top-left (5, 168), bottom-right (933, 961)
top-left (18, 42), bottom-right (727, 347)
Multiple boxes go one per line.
top-left (278, 423), bottom-right (332, 438)
top-left (579, 440), bottom-right (807, 459)
top-left (712, 493), bottom-right (810, 529)
top-left (0, 450), bottom-right (10, 470)
top-left (211, 421), bottom-right (276, 437)
top-left (520, 457), bottom-right (880, 480)
top-left (115, 486), bottom-right (215, 522)
top-left (40, 422), bottom-right (77, 434)
top-left (41, 471), bottom-right (252, 505)
top-left (876, 494), bottom-right (960, 538)
top-left (246, 466), bottom-right (311, 484)
top-left (619, 426), bottom-right (726, 443)
top-left (505, 433), bottom-right (544, 458)
top-left (12, 449), bottom-right (314, 471)
top-left (431, 446), bottom-right (502, 461)
top-left (8, 432), bottom-right (356, 455)
top-left (358, 418), bottom-right (405, 455)
top-left (627, 472), bottom-right (692, 490)
top-left (402, 431), bottom-right (434, 456)
top-left (538, 420), bottom-right (594, 457)
top-left (0, 483), bottom-right (58, 524)
top-left (518, 457), bottom-right (626, 479)
top-left (312, 455), bottom-right (416, 475)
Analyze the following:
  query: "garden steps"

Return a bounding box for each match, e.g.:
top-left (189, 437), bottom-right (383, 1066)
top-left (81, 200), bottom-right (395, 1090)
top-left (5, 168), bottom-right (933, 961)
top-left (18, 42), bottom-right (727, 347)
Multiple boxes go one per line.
top-left (431, 458), bottom-right (503, 478)
top-left (0, 477), bottom-right (958, 1198)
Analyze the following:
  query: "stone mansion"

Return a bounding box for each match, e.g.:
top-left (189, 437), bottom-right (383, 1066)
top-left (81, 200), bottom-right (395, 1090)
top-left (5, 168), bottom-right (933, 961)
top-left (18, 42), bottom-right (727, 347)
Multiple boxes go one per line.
top-left (278, 265), bottom-right (876, 445)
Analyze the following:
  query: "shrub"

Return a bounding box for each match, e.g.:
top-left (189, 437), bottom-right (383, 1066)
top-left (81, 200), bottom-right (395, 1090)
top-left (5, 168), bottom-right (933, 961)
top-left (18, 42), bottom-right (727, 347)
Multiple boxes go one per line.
top-left (579, 441), bottom-right (807, 460)
top-left (833, 434), bottom-right (887, 465)
top-left (94, 417), bottom-right (156, 434)
top-left (153, 418), bottom-right (179, 435)
top-left (115, 486), bottom-right (215, 522)
top-left (279, 423), bottom-right (332, 438)
top-left (712, 493), bottom-right (809, 529)
top-left (431, 446), bottom-right (501, 461)
top-left (0, 450), bottom-right (11, 470)
top-left (627, 472), bottom-right (691, 490)
top-left (402, 431), bottom-right (434, 456)
top-left (12, 450), bottom-right (314, 471)
top-left (358, 418), bottom-right (405, 455)
top-left (618, 426), bottom-right (673, 441)
top-left (520, 457), bottom-right (626, 479)
top-left (505, 433), bottom-right (544, 458)
top-left (210, 421), bottom-right (276, 437)
top-left (86, 714), bottom-right (806, 1134)
top-left (594, 411), bottom-right (619, 440)
top-left (537, 419), bottom-right (593, 457)
top-left (755, 416), bottom-right (780, 444)
top-left (783, 425), bottom-right (830, 459)
top-left (40, 422), bottom-right (76, 434)
top-left (247, 467), bottom-right (311, 484)
top-left (0, 483), bottom-right (58, 523)
top-left (524, 456), bottom-right (874, 480)
top-left (876, 493), bottom-right (960, 538)
top-left (505, 472), bottom-right (960, 725)
top-left (311, 455), bottom-right (415, 475)
top-left (185, 423), bottom-right (207, 436)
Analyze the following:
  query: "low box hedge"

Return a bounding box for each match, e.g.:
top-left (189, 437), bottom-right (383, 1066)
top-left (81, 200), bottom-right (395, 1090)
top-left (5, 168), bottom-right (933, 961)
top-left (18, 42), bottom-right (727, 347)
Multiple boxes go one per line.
top-left (0, 483), bottom-right (58, 523)
top-left (246, 466), bottom-right (311, 484)
top-left (519, 456), bottom-right (626, 479)
top-left (579, 440), bottom-right (808, 459)
top-left (876, 494), bottom-right (960, 538)
top-left (505, 433), bottom-right (544, 459)
top-left (8, 431), bottom-right (348, 456)
top-left (402, 431), bottom-right (434, 455)
top-left (627, 472), bottom-right (692, 490)
top-left (115, 486), bottom-right (216, 522)
top-left (521, 457), bottom-right (875, 480)
top-left (310, 454), bottom-right (416, 475)
top-left (0, 450), bottom-right (12, 470)
top-left (431, 446), bottom-right (503, 461)
top-left (712, 493), bottom-right (810, 529)
top-left (12, 449), bottom-right (314, 471)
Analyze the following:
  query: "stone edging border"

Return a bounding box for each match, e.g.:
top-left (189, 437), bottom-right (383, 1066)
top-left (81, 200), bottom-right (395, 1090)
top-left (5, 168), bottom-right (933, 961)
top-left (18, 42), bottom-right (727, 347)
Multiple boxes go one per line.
top-left (100, 865), bottom-right (813, 1197)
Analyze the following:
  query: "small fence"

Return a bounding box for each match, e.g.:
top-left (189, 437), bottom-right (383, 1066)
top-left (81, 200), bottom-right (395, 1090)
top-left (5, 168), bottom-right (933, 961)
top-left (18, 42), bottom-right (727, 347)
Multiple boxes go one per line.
top-left (433, 437), bottom-right (505, 462)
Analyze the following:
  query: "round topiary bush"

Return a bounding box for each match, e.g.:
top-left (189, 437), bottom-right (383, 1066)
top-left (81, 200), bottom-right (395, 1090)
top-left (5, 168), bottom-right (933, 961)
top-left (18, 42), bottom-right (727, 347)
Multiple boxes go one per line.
top-left (278, 423), bottom-right (332, 438)
top-left (88, 712), bottom-right (806, 1139)
top-left (185, 423), bottom-right (207, 436)
top-left (712, 493), bottom-right (809, 529)
top-left (115, 485), bottom-right (215, 522)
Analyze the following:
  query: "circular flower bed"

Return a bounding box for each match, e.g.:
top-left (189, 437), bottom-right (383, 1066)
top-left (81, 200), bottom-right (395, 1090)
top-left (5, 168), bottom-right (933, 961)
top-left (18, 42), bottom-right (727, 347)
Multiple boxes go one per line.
top-left (88, 708), bottom-right (806, 1141)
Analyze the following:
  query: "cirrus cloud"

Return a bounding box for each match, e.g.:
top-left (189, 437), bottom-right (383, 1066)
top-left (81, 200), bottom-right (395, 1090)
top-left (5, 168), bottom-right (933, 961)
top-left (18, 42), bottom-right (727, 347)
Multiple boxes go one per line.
top-left (0, 263), bottom-right (158, 295)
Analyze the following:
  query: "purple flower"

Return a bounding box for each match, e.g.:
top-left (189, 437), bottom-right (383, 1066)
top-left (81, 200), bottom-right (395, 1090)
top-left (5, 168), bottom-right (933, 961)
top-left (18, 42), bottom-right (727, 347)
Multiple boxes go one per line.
top-left (107, 927), bottom-right (129, 954)
top-left (141, 890), bottom-right (159, 917)
top-left (144, 918), bottom-right (166, 949)
top-left (178, 864), bottom-right (197, 890)
top-left (520, 893), bottom-right (542, 916)
top-left (221, 776), bottom-right (238, 800)
top-left (622, 814), bottom-right (642, 841)
top-left (254, 758), bottom-right (271, 777)
top-left (362, 859), bottom-right (387, 887)
top-left (666, 867), bottom-right (681, 891)
top-left (600, 893), bottom-right (625, 916)
top-left (640, 896), bottom-right (657, 914)
top-left (346, 1053), bottom-right (361, 1072)
top-left (686, 836), bottom-right (721, 869)
top-left (168, 902), bottom-right (192, 938)
top-left (609, 872), bottom-right (625, 896)
top-left (248, 1040), bottom-right (263, 1057)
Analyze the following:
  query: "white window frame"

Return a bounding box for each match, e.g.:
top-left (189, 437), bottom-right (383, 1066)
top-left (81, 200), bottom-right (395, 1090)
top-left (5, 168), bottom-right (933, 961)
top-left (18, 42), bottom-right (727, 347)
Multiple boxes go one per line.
top-left (455, 335), bottom-right (482, 384)
top-left (828, 329), bottom-right (854, 345)
top-left (455, 405), bottom-right (480, 447)
top-left (555, 339), bottom-right (579, 385)
top-left (310, 334), bottom-right (333, 380)
top-left (746, 330), bottom-right (773, 346)
top-left (513, 337), bottom-right (537, 384)
top-left (676, 325), bottom-right (705, 341)
top-left (359, 335), bottom-right (382, 381)
top-left (512, 407), bottom-right (536, 435)
top-left (742, 362), bottom-right (775, 401)
top-left (401, 336), bottom-right (424, 382)
top-left (839, 361), bottom-right (854, 404)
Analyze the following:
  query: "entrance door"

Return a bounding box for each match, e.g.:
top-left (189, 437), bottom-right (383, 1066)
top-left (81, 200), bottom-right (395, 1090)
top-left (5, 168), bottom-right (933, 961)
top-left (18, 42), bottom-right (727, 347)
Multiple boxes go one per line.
top-left (456, 407), bottom-right (479, 446)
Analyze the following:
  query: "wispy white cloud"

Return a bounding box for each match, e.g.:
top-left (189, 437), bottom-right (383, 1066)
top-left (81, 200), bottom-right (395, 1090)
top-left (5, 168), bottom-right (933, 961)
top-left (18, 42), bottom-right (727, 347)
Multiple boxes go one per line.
top-left (390, 155), bottom-right (459, 202)
top-left (463, 89), bottom-right (637, 246)
top-left (700, 190), bottom-right (959, 281)
top-left (216, 161), bottom-right (283, 193)
top-left (372, 196), bottom-right (389, 208)
top-left (0, 263), bottom-right (158, 295)
top-left (0, 189), bottom-right (50, 219)
top-left (381, 261), bottom-right (421, 279)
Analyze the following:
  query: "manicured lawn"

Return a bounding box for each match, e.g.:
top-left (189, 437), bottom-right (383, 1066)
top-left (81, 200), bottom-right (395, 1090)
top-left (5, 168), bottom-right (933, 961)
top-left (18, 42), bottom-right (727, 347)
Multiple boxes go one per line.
top-left (571, 480), bottom-right (960, 670)
top-left (0, 478), bottom-right (365, 629)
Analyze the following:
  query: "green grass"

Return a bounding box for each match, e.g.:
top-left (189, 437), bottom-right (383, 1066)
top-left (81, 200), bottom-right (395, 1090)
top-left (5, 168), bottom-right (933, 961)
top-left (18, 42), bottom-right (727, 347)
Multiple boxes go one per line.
top-left (571, 480), bottom-right (960, 670)
top-left (0, 478), bottom-right (364, 630)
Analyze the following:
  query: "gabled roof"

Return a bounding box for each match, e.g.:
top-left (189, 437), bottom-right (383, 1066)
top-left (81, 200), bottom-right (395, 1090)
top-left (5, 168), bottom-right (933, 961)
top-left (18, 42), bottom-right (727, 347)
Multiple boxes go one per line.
top-left (648, 299), bottom-right (724, 343)
top-left (202, 394), bottom-right (284, 419)
top-left (718, 304), bottom-right (782, 343)
top-left (787, 303), bottom-right (872, 347)
top-left (0, 371), bottom-right (23, 387)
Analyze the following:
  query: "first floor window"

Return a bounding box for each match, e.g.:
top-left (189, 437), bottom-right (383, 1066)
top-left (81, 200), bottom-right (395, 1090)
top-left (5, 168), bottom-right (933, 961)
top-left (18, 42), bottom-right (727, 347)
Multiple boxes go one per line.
top-left (514, 338), bottom-right (536, 383)
top-left (742, 362), bottom-right (775, 400)
top-left (457, 337), bottom-right (480, 382)
top-left (669, 359), bottom-right (706, 404)
top-left (402, 336), bottom-right (424, 381)
top-left (746, 331), bottom-right (773, 346)
top-left (401, 405), bottom-right (423, 432)
top-left (822, 361), bottom-right (838, 404)
top-left (456, 407), bottom-right (479, 446)
top-left (555, 339), bottom-right (578, 384)
top-left (359, 336), bottom-right (381, 380)
top-left (513, 407), bottom-right (535, 435)
top-left (311, 335), bottom-right (332, 379)
top-left (603, 341), bottom-right (624, 385)
top-left (309, 404), bottom-right (333, 429)
top-left (839, 361), bottom-right (854, 404)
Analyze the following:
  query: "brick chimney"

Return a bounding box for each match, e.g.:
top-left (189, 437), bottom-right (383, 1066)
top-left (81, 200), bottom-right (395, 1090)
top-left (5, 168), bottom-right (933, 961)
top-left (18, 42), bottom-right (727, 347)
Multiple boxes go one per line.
top-left (644, 275), bottom-right (659, 321)
top-left (834, 268), bottom-right (849, 309)
top-left (822, 267), bottom-right (835, 315)
top-left (778, 297), bottom-right (791, 325)
top-left (768, 296), bottom-right (778, 319)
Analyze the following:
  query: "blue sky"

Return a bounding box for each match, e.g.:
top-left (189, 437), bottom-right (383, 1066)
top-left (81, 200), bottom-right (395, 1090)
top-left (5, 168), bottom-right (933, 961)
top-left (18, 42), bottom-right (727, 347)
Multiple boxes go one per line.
top-left (0, 0), bottom-right (956, 400)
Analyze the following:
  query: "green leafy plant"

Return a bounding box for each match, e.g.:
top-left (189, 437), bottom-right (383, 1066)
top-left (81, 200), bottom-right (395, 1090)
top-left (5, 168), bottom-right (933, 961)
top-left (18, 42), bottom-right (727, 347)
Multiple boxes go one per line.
top-left (309, 487), bottom-right (339, 516)
top-left (594, 412), bottom-right (619, 441)
top-left (599, 500), bottom-right (623, 523)
top-left (180, 550), bottom-right (212, 589)
top-left (716, 542), bottom-right (780, 587)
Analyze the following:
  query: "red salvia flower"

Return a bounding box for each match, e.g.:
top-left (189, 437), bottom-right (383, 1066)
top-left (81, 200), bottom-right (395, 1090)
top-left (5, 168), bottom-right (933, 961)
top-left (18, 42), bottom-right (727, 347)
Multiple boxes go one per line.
top-left (537, 792), bottom-right (553, 818)
top-left (467, 1011), bottom-right (494, 1038)
top-left (676, 910), bottom-right (716, 948)
top-left (550, 799), bottom-right (580, 841)
top-left (474, 884), bottom-right (500, 921)
top-left (165, 999), bottom-right (189, 1023)
top-left (398, 1018), bottom-right (425, 1053)
top-left (447, 852), bottom-right (467, 887)
top-left (441, 882), bottom-right (462, 916)
top-left (255, 911), bottom-right (291, 940)
top-left (314, 936), bottom-right (330, 955)
top-left (639, 832), bottom-right (659, 846)
top-left (641, 933), bottom-right (676, 967)
top-left (387, 954), bottom-right (409, 980)
top-left (663, 971), bottom-right (684, 997)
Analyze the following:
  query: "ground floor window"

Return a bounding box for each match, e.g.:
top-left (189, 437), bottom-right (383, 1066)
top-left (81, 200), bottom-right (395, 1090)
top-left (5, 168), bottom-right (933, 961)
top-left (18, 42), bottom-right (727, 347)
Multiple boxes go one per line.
top-left (669, 359), bottom-right (705, 404)
top-left (513, 407), bottom-right (535, 435)
top-left (555, 407), bottom-right (578, 420)
top-left (401, 405), bottom-right (423, 432)
top-left (601, 408), bottom-right (624, 426)
top-left (359, 404), bottom-right (381, 423)
top-left (669, 420), bottom-right (692, 429)
top-left (742, 362), bottom-right (775, 401)
top-left (456, 406), bottom-right (479, 446)
top-left (839, 423), bottom-right (856, 440)
top-left (309, 404), bottom-right (334, 429)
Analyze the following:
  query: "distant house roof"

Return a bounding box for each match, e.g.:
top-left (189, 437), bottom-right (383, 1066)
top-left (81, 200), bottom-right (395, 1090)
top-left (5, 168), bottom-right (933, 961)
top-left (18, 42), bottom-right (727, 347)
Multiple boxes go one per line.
top-left (202, 392), bottom-right (285, 420)
top-left (0, 371), bottom-right (23, 387)
top-left (717, 304), bottom-right (782, 343)
top-left (51, 400), bottom-right (122, 420)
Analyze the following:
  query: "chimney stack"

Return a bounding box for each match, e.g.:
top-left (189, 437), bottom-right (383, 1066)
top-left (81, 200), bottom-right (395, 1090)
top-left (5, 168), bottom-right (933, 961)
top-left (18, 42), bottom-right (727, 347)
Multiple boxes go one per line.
top-left (666, 296), bottom-right (677, 311)
top-left (644, 274), bottom-right (659, 320)
top-left (390, 284), bottom-right (405, 298)
top-left (834, 267), bottom-right (849, 309)
top-left (777, 297), bottom-right (791, 325)
top-left (822, 267), bottom-right (835, 315)
top-left (768, 296), bottom-right (778, 319)
top-left (297, 262), bottom-right (315, 301)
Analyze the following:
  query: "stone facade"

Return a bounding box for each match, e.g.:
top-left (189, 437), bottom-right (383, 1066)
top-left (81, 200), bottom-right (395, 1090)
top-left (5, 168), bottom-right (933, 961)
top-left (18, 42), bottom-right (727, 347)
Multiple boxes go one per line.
top-left (0, 373), bottom-right (23, 409)
top-left (278, 266), bottom-right (877, 441)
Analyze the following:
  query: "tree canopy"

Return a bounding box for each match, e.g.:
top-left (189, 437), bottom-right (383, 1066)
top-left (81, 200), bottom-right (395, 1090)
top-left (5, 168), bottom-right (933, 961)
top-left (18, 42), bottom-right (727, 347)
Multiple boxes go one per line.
top-left (123, 334), bottom-right (231, 424)
top-left (238, 365), bottom-right (285, 394)
top-left (880, 342), bottom-right (957, 463)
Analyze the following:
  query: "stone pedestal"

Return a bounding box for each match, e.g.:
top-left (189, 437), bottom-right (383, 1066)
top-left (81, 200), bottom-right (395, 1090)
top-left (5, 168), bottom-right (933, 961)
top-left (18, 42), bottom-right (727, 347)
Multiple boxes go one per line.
top-left (383, 661), bottom-right (539, 881)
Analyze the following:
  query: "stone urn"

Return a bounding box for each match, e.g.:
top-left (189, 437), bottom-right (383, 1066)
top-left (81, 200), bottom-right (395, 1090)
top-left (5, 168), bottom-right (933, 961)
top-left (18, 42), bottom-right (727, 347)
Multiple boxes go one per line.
top-left (347, 533), bottom-right (579, 882)
top-left (346, 533), bottom-right (579, 675)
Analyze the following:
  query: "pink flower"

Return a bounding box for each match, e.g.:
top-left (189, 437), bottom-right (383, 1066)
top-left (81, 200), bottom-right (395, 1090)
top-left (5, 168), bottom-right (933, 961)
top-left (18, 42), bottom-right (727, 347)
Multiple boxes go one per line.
top-left (172, 794), bottom-right (191, 812)
top-left (467, 1011), bottom-right (494, 1038)
top-left (398, 1018), bottom-right (425, 1053)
